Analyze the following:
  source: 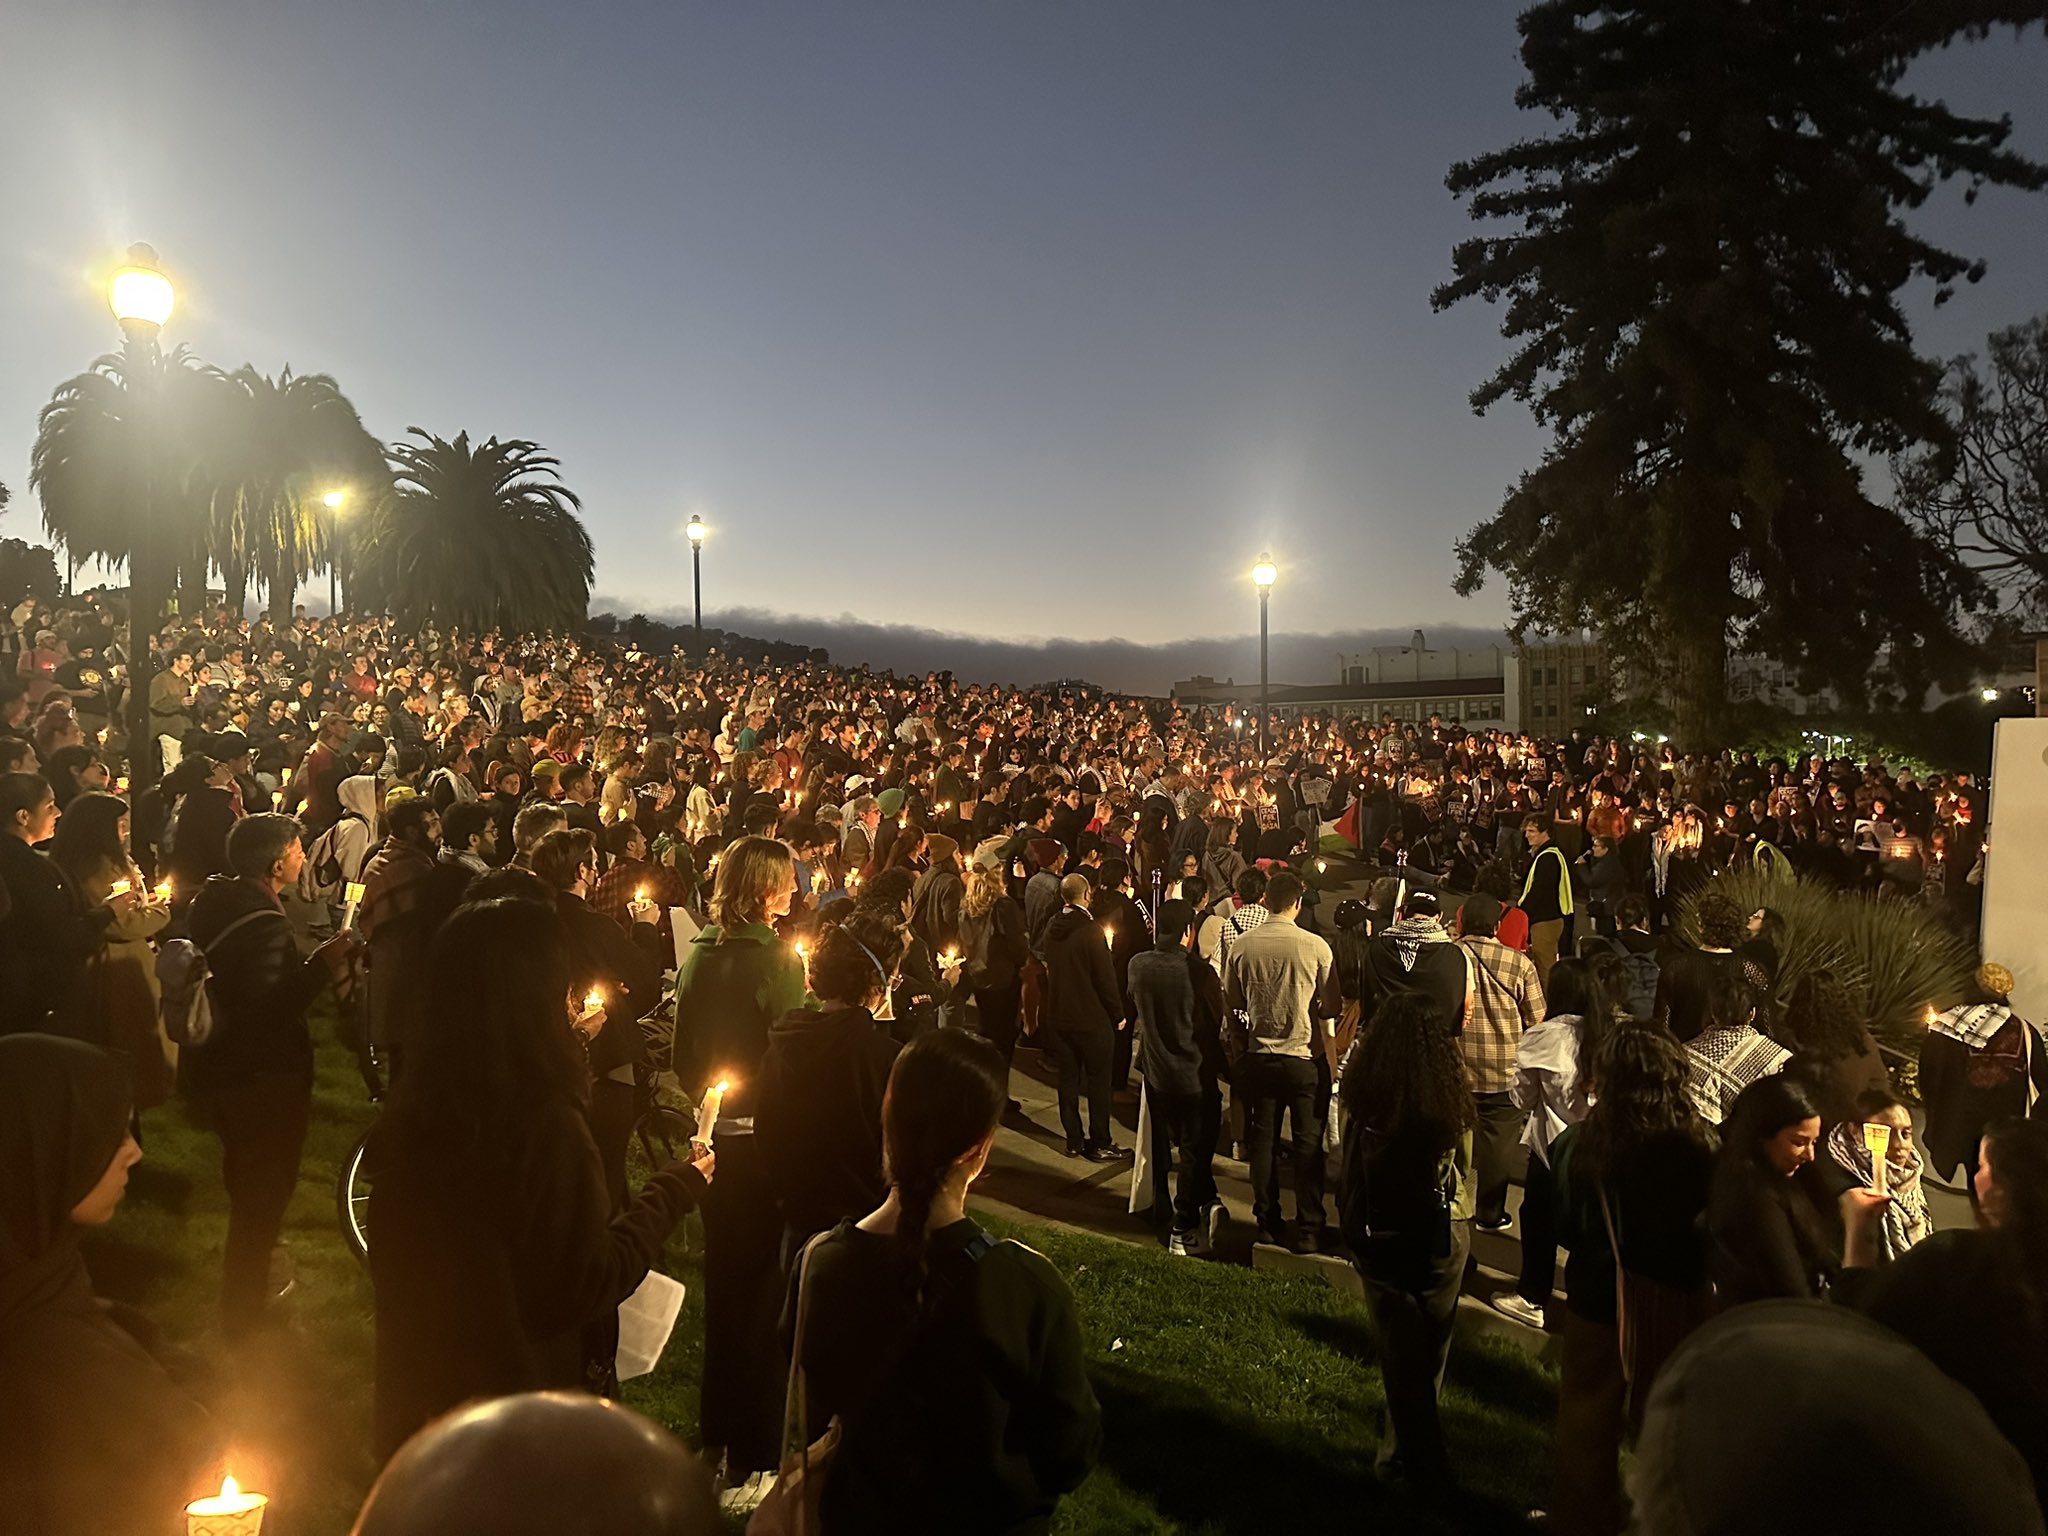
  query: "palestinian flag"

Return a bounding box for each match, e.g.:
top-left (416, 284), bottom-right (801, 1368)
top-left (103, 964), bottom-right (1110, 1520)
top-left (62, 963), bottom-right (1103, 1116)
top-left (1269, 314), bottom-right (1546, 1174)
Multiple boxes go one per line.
top-left (1319, 799), bottom-right (1361, 853)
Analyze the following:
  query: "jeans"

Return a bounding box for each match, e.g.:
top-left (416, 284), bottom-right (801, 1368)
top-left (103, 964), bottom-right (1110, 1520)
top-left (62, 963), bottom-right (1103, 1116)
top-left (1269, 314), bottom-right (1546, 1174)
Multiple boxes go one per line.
top-left (1357, 1219), bottom-right (1472, 1491)
top-left (1146, 1089), bottom-right (1213, 1236)
top-left (1471, 1091), bottom-right (1525, 1226)
top-left (1048, 1025), bottom-right (1115, 1150)
top-left (210, 1073), bottom-right (312, 1339)
top-left (1517, 1149), bottom-right (1559, 1306)
top-left (1241, 1052), bottom-right (1328, 1236)
top-left (974, 979), bottom-right (1024, 1078)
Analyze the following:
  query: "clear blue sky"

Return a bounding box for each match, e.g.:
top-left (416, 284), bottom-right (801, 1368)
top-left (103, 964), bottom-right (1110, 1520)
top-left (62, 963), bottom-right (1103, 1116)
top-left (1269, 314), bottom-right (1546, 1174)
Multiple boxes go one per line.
top-left (4, 2), bottom-right (2045, 682)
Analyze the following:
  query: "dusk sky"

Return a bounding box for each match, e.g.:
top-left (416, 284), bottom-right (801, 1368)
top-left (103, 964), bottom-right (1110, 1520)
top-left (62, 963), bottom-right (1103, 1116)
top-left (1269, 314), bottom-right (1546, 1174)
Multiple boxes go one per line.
top-left (6, 3), bottom-right (2045, 690)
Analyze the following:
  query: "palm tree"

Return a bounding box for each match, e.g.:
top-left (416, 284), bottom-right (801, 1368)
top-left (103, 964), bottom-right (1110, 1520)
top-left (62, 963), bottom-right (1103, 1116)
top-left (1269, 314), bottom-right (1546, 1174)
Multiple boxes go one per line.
top-left (204, 366), bottom-right (388, 623)
top-left (30, 347), bottom-right (226, 619)
top-left (360, 429), bottom-right (594, 633)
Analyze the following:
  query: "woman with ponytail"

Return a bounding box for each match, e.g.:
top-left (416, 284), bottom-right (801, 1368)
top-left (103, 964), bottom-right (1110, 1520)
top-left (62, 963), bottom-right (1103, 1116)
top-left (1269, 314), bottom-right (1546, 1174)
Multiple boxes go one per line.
top-left (788, 1030), bottom-right (1101, 1533)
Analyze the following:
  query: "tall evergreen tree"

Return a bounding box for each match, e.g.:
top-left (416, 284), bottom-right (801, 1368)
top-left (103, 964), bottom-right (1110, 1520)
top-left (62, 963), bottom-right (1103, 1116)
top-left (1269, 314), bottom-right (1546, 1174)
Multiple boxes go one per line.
top-left (1436, 1), bottom-right (2048, 745)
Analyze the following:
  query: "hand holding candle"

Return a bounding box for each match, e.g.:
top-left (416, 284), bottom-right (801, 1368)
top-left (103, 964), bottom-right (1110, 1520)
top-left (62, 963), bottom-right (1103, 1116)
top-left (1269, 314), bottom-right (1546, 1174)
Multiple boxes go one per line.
top-left (695, 1076), bottom-right (731, 1148)
top-left (1864, 1121), bottom-right (1892, 1197)
top-left (575, 990), bottom-right (606, 1039)
top-left (186, 1473), bottom-right (267, 1536)
top-left (341, 881), bottom-right (367, 931)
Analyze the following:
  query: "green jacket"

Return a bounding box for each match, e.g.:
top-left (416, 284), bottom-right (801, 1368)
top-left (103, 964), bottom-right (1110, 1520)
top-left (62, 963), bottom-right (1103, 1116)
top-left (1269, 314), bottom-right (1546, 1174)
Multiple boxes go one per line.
top-left (672, 921), bottom-right (807, 1118)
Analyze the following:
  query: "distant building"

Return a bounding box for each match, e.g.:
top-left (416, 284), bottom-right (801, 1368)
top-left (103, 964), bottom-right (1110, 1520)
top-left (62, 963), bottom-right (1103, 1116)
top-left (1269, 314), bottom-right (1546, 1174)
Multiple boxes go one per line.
top-left (1511, 637), bottom-right (1606, 733)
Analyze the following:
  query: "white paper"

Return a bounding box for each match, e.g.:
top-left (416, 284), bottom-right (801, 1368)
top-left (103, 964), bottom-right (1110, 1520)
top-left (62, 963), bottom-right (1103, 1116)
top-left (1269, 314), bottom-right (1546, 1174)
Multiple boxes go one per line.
top-left (617, 1271), bottom-right (686, 1381)
top-left (669, 907), bottom-right (701, 972)
top-left (1127, 1082), bottom-right (1155, 1215)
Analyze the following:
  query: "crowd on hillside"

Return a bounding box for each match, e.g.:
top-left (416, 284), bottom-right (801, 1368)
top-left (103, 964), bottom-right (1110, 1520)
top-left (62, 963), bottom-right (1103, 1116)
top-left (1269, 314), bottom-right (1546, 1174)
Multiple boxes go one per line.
top-left (0, 588), bottom-right (2043, 1536)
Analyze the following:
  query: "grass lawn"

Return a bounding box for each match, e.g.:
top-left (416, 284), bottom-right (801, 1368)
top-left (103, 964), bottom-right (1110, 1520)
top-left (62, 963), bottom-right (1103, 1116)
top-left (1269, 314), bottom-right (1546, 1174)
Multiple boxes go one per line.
top-left (88, 1012), bottom-right (1556, 1535)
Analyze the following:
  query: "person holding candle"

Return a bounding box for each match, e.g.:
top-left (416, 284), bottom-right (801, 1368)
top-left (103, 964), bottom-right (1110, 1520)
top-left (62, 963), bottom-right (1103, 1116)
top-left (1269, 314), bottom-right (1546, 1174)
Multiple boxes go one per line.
top-left (186, 814), bottom-right (360, 1339)
top-left (671, 835), bottom-right (805, 1501)
top-left (45, 791), bottom-right (175, 1106)
top-left (0, 772), bottom-right (138, 1037)
top-left (1042, 872), bottom-right (1129, 1161)
top-left (956, 853), bottom-right (1031, 1100)
top-left (0, 1034), bottom-right (221, 1534)
top-left (532, 828), bottom-right (664, 1211)
top-left (367, 898), bottom-right (714, 1460)
top-left (1823, 1090), bottom-right (1932, 1261)
top-left (756, 910), bottom-right (908, 1258)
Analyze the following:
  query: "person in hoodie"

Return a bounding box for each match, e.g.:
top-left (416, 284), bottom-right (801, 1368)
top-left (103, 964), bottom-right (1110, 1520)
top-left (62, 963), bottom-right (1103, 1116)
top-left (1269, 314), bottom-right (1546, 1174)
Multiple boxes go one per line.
top-left (1042, 874), bottom-right (1130, 1161)
top-left (359, 796), bottom-right (444, 1068)
top-left (300, 771), bottom-right (382, 931)
top-left (755, 909), bottom-right (907, 1261)
top-left (1128, 899), bottom-right (1221, 1252)
top-left (1364, 889), bottom-right (1468, 1030)
top-left (186, 814), bottom-right (358, 1339)
top-left (0, 1035), bottom-right (222, 1533)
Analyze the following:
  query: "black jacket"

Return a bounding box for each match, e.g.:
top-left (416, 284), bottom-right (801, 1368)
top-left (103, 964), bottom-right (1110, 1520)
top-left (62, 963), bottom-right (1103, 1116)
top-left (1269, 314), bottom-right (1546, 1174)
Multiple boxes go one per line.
top-left (959, 896), bottom-right (1029, 992)
top-left (184, 876), bottom-right (325, 1090)
top-left (555, 891), bottom-right (662, 1075)
top-left (0, 836), bottom-right (110, 1036)
top-left (367, 1099), bottom-right (704, 1459)
top-left (1129, 946), bottom-right (1202, 1097)
top-left (1042, 908), bottom-right (1121, 1034)
top-left (792, 1219), bottom-right (1101, 1536)
top-left (755, 1006), bottom-right (902, 1240)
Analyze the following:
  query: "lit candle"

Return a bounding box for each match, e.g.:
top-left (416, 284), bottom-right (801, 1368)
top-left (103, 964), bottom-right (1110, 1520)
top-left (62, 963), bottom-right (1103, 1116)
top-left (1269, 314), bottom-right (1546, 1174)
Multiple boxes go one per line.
top-left (115, 774), bottom-right (130, 794)
top-left (1103, 924), bottom-right (1115, 950)
top-left (696, 1076), bottom-right (731, 1145)
top-left (341, 880), bottom-right (367, 930)
top-left (583, 989), bottom-right (604, 1014)
top-left (636, 886), bottom-right (650, 903)
top-left (186, 1473), bottom-right (267, 1536)
top-left (110, 878), bottom-right (132, 897)
top-left (154, 880), bottom-right (174, 904)
top-left (811, 869), bottom-right (828, 894)
top-left (1864, 1121), bottom-right (1892, 1197)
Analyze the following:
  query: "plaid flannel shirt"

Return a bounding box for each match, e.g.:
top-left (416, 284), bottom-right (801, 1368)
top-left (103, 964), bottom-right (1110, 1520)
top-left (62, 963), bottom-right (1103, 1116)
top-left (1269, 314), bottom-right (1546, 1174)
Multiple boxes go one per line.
top-left (1457, 936), bottom-right (1544, 1095)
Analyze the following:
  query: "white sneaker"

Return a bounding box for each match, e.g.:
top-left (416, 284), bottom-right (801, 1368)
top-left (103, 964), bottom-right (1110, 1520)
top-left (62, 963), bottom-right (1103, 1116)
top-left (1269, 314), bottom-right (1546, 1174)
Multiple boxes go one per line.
top-left (717, 1470), bottom-right (779, 1515)
top-left (1490, 1293), bottom-right (1547, 1330)
top-left (1168, 1232), bottom-right (1194, 1257)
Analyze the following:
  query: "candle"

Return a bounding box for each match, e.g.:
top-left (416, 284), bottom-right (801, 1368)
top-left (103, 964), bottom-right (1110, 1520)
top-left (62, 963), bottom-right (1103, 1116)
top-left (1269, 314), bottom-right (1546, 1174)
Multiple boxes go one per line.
top-left (110, 879), bottom-right (132, 897)
top-left (583, 989), bottom-right (604, 1014)
top-left (1103, 924), bottom-right (1115, 950)
top-left (636, 886), bottom-right (650, 903)
top-left (154, 880), bottom-right (174, 904)
top-left (1864, 1121), bottom-right (1892, 1197)
top-left (811, 869), bottom-right (828, 893)
top-left (186, 1473), bottom-right (267, 1536)
top-left (115, 775), bottom-right (129, 794)
top-left (696, 1076), bottom-right (731, 1145)
top-left (341, 880), bottom-right (367, 930)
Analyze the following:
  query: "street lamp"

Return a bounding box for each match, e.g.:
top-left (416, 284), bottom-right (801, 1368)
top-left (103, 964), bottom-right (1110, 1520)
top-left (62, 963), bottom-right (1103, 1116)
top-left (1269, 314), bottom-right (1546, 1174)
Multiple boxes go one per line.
top-left (686, 515), bottom-right (707, 639)
top-left (1252, 553), bottom-right (1277, 762)
top-left (322, 490), bottom-right (348, 616)
top-left (109, 244), bottom-right (174, 795)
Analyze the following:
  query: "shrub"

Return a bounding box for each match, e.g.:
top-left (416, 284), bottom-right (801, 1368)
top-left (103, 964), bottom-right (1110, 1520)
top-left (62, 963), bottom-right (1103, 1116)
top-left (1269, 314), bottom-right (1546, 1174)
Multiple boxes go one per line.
top-left (1674, 868), bottom-right (1976, 1057)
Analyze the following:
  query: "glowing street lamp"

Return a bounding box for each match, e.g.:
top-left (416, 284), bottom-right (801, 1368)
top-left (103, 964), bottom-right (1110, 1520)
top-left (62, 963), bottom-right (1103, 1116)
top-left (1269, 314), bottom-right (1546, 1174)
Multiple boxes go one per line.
top-left (109, 244), bottom-right (175, 795)
top-left (686, 514), bottom-right (707, 640)
top-left (1252, 553), bottom-right (1277, 762)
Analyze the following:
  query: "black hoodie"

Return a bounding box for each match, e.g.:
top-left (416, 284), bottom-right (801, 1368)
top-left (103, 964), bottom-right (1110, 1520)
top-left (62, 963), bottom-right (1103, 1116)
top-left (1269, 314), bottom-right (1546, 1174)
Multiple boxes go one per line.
top-left (756, 1005), bottom-right (902, 1240)
top-left (1042, 907), bottom-right (1122, 1034)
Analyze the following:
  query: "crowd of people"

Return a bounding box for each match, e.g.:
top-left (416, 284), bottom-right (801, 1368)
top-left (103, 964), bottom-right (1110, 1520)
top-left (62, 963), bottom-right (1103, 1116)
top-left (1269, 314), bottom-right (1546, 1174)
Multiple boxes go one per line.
top-left (0, 587), bottom-right (2041, 1534)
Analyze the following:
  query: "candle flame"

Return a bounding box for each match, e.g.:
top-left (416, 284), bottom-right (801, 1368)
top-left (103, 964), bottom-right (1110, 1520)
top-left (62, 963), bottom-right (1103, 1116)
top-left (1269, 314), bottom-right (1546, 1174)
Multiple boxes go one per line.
top-left (584, 991), bottom-right (603, 1012)
top-left (714, 1077), bottom-right (731, 1094)
top-left (221, 1475), bottom-right (241, 1500)
top-left (636, 886), bottom-right (649, 902)
top-left (154, 881), bottom-right (173, 901)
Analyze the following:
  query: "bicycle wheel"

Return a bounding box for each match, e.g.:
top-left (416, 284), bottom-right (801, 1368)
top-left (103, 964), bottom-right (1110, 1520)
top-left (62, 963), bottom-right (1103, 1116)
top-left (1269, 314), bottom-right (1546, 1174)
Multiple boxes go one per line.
top-left (336, 1128), bottom-right (375, 1265)
top-left (633, 1102), bottom-right (695, 1170)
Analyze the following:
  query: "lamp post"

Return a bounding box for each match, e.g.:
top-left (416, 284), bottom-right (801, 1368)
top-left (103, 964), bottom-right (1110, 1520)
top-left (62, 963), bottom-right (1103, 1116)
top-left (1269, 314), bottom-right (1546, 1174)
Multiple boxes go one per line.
top-left (686, 514), bottom-right (707, 641)
top-left (109, 244), bottom-right (175, 795)
top-left (322, 490), bottom-right (347, 616)
top-left (1252, 552), bottom-right (1277, 764)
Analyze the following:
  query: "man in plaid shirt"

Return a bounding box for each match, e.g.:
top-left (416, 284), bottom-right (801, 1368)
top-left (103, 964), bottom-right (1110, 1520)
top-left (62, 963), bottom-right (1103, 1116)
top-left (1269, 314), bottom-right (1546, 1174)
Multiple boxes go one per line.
top-left (1455, 894), bottom-right (1544, 1232)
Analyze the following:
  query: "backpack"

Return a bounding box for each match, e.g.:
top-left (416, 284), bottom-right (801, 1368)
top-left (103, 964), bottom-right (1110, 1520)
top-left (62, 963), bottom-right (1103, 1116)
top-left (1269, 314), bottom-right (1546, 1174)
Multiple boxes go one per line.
top-left (155, 908), bottom-right (290, 1047)
top-left (957, 906), bottom-right (999, 992)
top-left (302, 815), bottom-right (359, 905)
top-left (1608, 938), bottom-right (1661, 1022)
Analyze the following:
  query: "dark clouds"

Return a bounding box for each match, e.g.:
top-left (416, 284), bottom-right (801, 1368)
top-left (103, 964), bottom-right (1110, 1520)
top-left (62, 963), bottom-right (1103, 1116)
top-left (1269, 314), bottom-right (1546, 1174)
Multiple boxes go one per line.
top-left (594, 597), bottom-right (1511, 696)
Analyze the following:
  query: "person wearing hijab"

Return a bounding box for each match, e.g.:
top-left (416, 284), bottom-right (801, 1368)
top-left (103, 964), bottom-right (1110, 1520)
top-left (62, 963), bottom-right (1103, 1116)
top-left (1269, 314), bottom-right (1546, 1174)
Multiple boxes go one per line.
top-left (0, 1035), bottom-right (219, 1535)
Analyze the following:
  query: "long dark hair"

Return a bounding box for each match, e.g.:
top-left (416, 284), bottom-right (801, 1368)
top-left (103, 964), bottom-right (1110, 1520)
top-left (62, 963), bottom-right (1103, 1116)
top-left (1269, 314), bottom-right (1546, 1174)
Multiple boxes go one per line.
top-left (1981, 1119), bottom-right (2048, 1324)
top-left (1544, 956), bottom-right (1611, 1065)
top-left (1339, 994), bottom-right (1475, 1149)
top-left (47, 791), bottom-right (131, 888)
top-left (381, 898), bottom-right (588, 1169)
top-left (881, 1030), bottom-right (1007, 1283)
top-left (1576, 1021), bottom-right (1714, 1183)
top-left (1720, 1074), bottom-right (1823, 1174)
